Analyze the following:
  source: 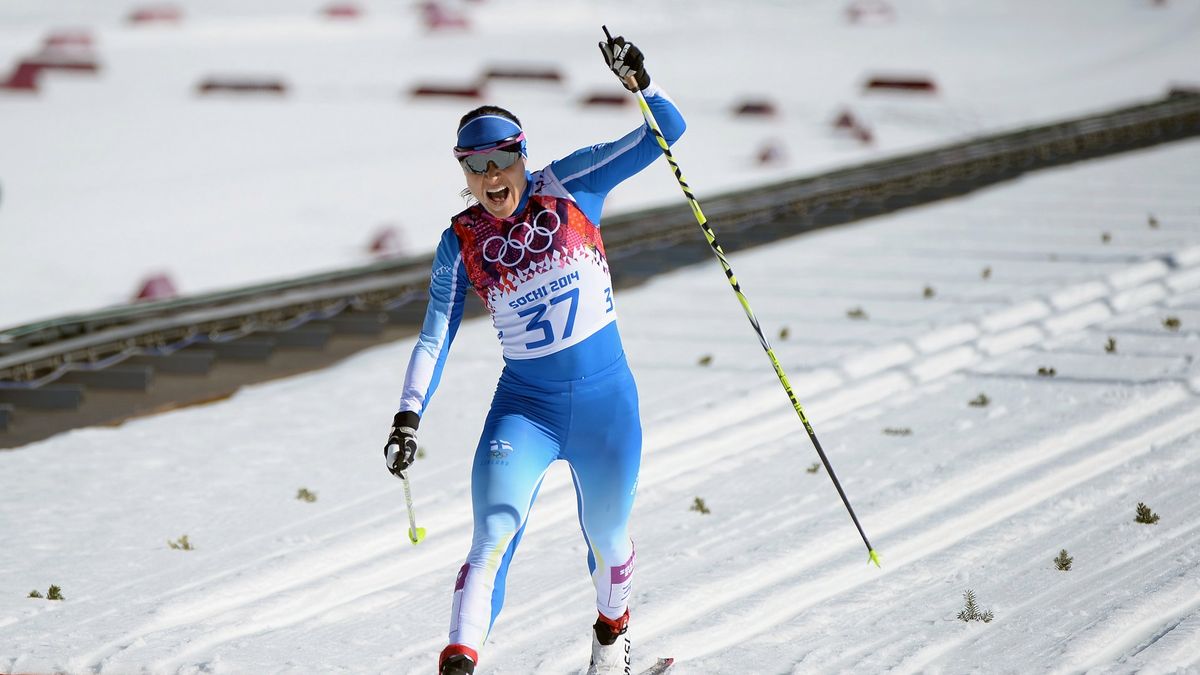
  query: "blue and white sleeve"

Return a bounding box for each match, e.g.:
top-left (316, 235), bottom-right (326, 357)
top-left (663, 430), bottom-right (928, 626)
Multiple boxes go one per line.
top-left (548, 81), bottom-right (686, 224)
top-left (398, 229), bottom-right (469, 416)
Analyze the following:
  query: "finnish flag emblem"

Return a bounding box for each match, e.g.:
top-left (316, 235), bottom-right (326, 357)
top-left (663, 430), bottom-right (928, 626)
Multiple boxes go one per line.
top-left (489, 439), bottom-right (514, 459)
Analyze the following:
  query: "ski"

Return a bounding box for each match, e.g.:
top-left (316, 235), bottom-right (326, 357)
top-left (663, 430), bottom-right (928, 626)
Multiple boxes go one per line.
top-left (639, 657), bottom-right (674, 674)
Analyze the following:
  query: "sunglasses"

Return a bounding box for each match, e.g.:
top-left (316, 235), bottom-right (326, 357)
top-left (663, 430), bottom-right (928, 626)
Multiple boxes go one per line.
top-left (453, 133), bottom-right (525, 174)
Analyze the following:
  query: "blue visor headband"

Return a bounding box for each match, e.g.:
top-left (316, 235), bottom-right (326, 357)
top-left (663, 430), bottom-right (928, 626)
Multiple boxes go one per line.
top-left (455, 114), bottom-right (527, 156)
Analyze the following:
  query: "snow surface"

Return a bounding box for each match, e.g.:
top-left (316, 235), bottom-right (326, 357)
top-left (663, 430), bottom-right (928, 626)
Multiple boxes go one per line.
top-left (3, 135), bottom-right (1200, 672)
top-left (2, 0), bottom-right (1199, 327)
top-left (4, 1), bottom-right (1200, 673)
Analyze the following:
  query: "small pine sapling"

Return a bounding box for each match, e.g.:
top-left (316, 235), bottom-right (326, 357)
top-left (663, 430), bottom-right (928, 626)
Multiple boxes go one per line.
top-left (846, 307), bottom-right (868, 320)
top-left (1135, 502), bottom-right (1160, 524)
top-left (416, 447), bottom-right (427, 460)
top-left (981, 266), bottom-right (992, 280)
top-left (1055, 549), bottom-right (1073, 571)
top-left (923, 285), bottom-right (935, 299)
top-left (46, 585), bottom-right (64, 601)
top-left (28, 590), bottom-right (43, 598)
top-left (779, 326), bottom-right (790, 340)
top-left (1037, 366), bottom-right (1057, 377)
top-left (690, 497), bottom-right (711, 515)
top-left (697, 354), bottom-right (713, 366)
top-left (968, 393), bottom-right (990, 407)
top-left (1104, 337), bottom-right (1116, 353)
top-left (1101, 232), bottom-right (1112, 244)
top-left (296, 488), bottom-right (317, 503)
top-left (957, 589), bottom-right (994, 623)
top-left (806, 462), bottom-right (821, 474)
top-left (168, 535), bottom-right (194, 550)
top-left (1163, 316), bottom-right (1181, 331)
top-left (1148, 213), bottom-right (1159, 229)
top-left (883, 427), bottom-right (912, 436)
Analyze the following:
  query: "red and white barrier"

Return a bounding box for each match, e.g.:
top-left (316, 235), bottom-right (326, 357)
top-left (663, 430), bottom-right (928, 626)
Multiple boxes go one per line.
top-left (421, 2), bottom-right (469, 31)
top-left (21, 53), bottom-right (100, 74)
top-left (733, 99), bottom-right (779, 117)
top-left (196, 77), bottom-right (289, 96)
top-left (410, 82), bottom-right (482, 99)
top-left (0, 62), bottom-right (41, 92)
top-left (845, 0), bottom-right (895, 24)
top-left (756, 140), bottom-right (786, 165)
top-left (43, 30), bottom-right (94, 50)
top-left (579, 92), bottom-right (627, 108)
top-left (831, 107), bottom-right (874, 145)
top-left (128, 5), bottom-right (183, 24)
top-left (482, 66), bottom-right (563, 84)
top-left (322, 3), bottom-right (362, 19)
top-left (863, 74), bottom-right (938, 94)
top-left (135, 274), bottom-right (178, 302)
top-left (369, 226), bottom-right (407, 258)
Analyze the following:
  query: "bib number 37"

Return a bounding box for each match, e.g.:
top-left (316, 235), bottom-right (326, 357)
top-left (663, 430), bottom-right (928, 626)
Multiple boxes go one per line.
top-left (518, 287), bottom-right (580, 349)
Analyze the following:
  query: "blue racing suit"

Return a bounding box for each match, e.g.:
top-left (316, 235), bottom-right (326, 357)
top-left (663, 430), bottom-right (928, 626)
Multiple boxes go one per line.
top-left (397, 81), bottom-right (685, 655)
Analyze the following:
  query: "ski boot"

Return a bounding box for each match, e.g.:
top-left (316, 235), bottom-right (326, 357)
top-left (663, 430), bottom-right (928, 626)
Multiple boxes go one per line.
top-left (439, 644), bottom-right (477, 675)
top-left (587, 609), bottom-right (631, 675)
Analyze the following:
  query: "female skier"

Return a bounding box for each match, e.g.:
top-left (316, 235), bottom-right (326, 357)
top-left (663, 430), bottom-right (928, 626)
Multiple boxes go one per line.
top-left (384, 32), bottom-right (685, 675)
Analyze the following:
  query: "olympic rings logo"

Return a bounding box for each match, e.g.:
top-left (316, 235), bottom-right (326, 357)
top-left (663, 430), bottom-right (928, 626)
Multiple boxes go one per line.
top-left (481, 209), bottom-right (562, 266)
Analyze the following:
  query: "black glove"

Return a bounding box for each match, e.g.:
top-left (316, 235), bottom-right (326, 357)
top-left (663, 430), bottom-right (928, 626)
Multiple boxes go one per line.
top-left (384, 411), bottom-right (420, 477)
top-left (599, 27), bottom-right (650, 92)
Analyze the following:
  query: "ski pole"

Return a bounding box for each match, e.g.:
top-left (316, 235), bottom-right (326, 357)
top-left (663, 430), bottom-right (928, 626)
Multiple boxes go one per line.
top-left (607, 27), bottom-right (880, 567)
top-left (397, 470), bottom-right (427, 545)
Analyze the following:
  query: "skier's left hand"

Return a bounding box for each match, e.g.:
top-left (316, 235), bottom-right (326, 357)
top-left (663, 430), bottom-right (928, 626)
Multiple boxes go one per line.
top-left (599, 28), bottom-right (650, 93)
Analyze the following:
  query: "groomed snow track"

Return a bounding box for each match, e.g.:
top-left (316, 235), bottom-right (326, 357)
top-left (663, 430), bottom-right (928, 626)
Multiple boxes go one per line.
top-left (3, 126), bottom-right (1199, 674)
top-left (1, 91), bottom-right (1198, 448)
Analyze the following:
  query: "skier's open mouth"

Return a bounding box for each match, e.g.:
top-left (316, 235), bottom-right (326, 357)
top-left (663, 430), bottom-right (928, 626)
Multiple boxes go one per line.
top-left (486, 187), bottom-right (509, 204)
